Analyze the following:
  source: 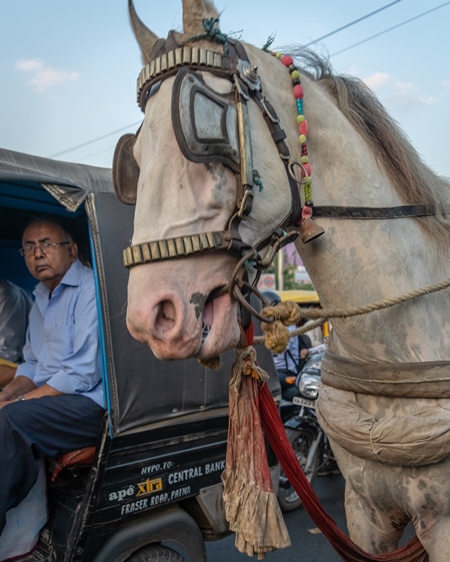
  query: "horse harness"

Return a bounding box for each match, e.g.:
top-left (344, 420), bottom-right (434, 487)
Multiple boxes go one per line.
top-left (113, 28), bottom-right (437, 322)
top-left (115, 38), bottom-right (303, 259)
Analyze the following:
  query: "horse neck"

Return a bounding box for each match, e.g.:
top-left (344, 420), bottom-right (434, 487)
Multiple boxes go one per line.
top-left (250, 51), bottom-right (450, 363)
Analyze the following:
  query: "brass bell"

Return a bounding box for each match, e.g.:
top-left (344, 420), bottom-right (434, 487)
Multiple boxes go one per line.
top-left (301, 217), bottom-right (325, 244)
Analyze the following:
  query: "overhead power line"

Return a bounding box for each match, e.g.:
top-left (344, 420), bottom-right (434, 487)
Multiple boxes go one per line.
top-left (77, 144), bottom-right (118, 163)
top-left (53, 2), bottom-right (402, 161)
top-left (53, 1), bottom-right (447, 161)
top-left (304, 0), bottom-right (402, 47)
top-left (47, 121), bottom-right (141, 158)
top-left (331, 1), bottom-right (450, 57)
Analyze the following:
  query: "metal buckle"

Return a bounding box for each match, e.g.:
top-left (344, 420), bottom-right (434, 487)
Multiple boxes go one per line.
top-left (238, 189), bottom-right (254, 218)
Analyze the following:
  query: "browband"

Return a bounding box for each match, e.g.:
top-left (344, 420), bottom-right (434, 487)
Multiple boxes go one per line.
top-left (137, 47), bottom-right (236, 111)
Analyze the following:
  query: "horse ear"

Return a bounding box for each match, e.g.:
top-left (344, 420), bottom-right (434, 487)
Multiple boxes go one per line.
top-left (182, 0), bottom-right (219, 36)
top-left (113, 133), bottom-right (140, 205)
top-left (128, 0), bottom-right (159, 65)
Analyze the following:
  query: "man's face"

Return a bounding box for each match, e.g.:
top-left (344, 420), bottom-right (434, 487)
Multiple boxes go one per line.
top-left (22, 221), bottom-right (78, 291)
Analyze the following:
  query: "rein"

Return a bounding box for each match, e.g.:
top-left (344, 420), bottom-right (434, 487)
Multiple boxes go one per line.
top-left (253, 275), bottom-right (450, 349)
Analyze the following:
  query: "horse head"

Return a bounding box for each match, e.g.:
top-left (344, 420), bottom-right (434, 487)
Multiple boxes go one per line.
top-left (118, 0), bottom-right (450, 365)
top-left (117, 0), bottom-right (313, 360)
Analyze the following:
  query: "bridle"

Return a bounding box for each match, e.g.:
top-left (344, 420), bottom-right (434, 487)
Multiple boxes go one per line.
top-left (116, 29), bottom-right (437, 323)
top-left (118, 37), bottom-right (308, 320)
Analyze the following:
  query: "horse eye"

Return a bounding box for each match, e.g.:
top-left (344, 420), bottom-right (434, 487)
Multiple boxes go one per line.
top-left (147, 81), bottom-right (162, 101)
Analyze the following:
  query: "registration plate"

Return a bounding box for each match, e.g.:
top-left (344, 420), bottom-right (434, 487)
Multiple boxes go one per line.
top-left (293, 397), bottom-right (316, 409)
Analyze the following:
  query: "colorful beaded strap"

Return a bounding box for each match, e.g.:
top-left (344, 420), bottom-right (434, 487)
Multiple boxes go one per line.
top-left (272, 52), bottom-right (314, 223)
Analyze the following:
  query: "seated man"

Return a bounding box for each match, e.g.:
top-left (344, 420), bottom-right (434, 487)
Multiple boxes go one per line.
top-left (0, 279), bottom-right (32, 388)
top-left (0, 217), bottom-right (105, 536)
top-left (274, 324), bottom-right (311, 400)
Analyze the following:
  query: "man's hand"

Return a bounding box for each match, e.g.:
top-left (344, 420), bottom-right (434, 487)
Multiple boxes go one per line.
top-left (0, 379), bottom-right (62, 408)
top-left (0, 375), bottom-right (37, 402)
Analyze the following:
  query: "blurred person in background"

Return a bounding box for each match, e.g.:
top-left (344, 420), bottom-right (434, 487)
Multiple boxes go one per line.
top-left (0, 279), bottom-right (32, 389)
top-left (262, 290), bottom-right (312, 400)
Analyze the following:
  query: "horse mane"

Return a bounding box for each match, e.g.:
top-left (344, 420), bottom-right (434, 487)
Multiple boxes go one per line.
top-left (287, 47), bottom-right (450, 243)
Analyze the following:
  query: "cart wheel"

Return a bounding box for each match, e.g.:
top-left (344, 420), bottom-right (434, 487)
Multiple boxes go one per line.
top-left (277, 427), bottom-right (320, 513)
top-left (127, 544), bottom-right (187, 561)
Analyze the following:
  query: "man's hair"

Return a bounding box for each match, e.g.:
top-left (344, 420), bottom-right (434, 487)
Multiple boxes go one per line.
top-left (22, 215), bottom-right (74, 242)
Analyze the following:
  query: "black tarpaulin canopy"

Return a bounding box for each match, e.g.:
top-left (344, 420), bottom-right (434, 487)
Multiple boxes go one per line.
top-left (0, 148), bottom-right (278, 437)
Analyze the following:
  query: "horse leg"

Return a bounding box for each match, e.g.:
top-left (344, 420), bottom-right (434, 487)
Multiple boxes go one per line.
top-left (401, 463), bottom-right (450, 562)
top-left (329, 440), bottom-right (410, 553)
top-left (344, 481), bottom-right (409, 553)
top-left (412, 517), bottom-right (450, 562)
top-left (410, 507), bottom-right (450, 562)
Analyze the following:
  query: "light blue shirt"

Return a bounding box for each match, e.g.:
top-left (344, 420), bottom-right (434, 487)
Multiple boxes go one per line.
top-left (273, 325), bottom-right (299, 373)
top-left (15, 260), bottom-right (104, 407)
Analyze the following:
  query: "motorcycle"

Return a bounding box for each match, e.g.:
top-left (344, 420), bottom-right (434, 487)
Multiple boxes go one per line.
top-left (277, 351), bottom-right (340, 513)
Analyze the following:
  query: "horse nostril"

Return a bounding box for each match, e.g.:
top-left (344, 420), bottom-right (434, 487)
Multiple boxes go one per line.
top-left (155, 300), bottom-right (176, 330)
top-left (161, 302), bottom-right (174, 321)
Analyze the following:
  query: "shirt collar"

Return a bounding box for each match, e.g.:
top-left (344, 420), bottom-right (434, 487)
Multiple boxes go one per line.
top-left (34, 259), bottom-right (84, 298)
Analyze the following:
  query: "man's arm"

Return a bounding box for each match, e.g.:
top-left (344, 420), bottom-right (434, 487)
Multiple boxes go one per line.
top-left (44, 279), bottom-right (101, 395)
top-left (307, 343), bottom-right (328, 356)
top-left (21, 383), bottom-right (63, 400)
top-left (299, 334), bottom-right (312, 359)
top-left (0, 378), bottom-right (63, 408)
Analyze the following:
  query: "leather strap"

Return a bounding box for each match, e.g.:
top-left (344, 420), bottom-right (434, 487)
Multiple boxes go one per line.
top-left (313, 204), bottom-right (436, 220)
top-left (123, 230), bottom-right (248, 268)
top-left (321, 351), bottom-right (450, 398)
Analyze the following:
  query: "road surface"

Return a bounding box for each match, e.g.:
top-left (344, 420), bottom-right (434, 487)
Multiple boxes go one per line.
top-left (206, 473), bottom-right (347, 561)
top-left (205, 473), bottom-right (416, 561)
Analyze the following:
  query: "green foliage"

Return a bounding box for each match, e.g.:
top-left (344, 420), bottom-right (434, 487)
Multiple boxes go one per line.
top-left (272, 254), bottom-right (314, 290)
top-left (282, 264), bottom-right (315, 290)
top-left (283, 264), bottom-right (296, 290)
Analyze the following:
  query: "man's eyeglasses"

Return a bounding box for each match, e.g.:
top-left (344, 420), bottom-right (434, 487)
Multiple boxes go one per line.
top-left (19, 241), bottom-right (71, 257)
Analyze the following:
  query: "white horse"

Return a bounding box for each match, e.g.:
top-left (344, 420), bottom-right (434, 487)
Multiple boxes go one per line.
top-left (115, 0), bottom-right (450, 559)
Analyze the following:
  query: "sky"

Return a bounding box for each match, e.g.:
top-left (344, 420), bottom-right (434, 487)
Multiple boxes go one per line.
top-left (1, 0), bottom-right (450, 179)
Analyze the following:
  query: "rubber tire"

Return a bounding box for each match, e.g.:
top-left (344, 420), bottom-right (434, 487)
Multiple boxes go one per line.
top-left (126, 545), bottom-right (187, 562)
top-left (277, 427), bottom-right (320, 513)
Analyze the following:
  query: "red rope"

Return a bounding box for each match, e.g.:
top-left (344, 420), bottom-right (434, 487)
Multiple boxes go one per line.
top-left (244, 322), bottom-right (255, 346)
top-left (258, 382), bottom-right (427, 562)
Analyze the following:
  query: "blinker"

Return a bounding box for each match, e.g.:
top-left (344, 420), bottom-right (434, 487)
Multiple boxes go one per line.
top-left (172, 67), bottom-right (240, 172)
